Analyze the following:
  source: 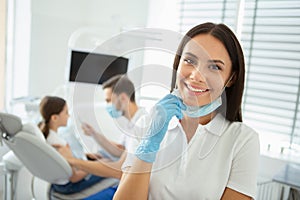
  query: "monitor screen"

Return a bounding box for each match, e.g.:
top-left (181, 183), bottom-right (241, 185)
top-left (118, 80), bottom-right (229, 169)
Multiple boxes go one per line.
top-left (69, 50), bottom-right (128, 85)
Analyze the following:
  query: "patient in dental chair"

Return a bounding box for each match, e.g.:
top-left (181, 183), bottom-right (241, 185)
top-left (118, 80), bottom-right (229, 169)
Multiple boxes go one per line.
top-left (39, 96), bottom-right (105, 194)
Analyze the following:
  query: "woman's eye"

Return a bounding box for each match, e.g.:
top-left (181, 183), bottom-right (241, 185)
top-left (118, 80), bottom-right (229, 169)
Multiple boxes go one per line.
top-left (208, 64), bottom-right (221, 70)
top-left (183, 58), bottom-right (195, 65)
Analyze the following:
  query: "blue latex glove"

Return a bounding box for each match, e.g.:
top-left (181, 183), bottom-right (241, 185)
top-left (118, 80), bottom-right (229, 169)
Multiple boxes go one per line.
top-left (135, 94), bottom-right (186, 163)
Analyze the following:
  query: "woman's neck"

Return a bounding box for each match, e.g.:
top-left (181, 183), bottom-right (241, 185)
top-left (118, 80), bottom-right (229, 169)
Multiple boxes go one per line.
top-left (198, 112), bottom-right (217, 125)
top-left (181, 117), bottom-right (199, 143)
top-left (49, 122), bottom-right (58, 132)
top-left (181, 112), bottom-right (217, 143)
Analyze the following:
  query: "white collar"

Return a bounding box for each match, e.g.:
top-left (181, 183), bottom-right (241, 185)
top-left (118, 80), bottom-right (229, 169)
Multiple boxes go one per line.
top-left (168, 113), bottom-right (230, 137)
top-left (49, 129), bottom-right (57, 134)
top-left (126, 107), bottom-right (148, 129)
top-left (204, 113), bottom-right (230, 136)
top-left (131, 107), bottom-right (147, 124)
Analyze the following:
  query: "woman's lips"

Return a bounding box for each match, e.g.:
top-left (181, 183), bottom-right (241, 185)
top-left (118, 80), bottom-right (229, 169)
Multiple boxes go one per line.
top-left (185, 82), bottom-right (210, 95)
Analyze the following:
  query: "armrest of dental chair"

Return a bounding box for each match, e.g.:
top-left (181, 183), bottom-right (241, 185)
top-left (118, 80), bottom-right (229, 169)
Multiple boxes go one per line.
top-left (0, 112), bottom-right (72, 184)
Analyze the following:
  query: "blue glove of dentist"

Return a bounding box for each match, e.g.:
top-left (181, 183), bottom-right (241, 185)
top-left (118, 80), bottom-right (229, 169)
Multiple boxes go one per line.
top-left (135, 94), bottom-right (186, 163)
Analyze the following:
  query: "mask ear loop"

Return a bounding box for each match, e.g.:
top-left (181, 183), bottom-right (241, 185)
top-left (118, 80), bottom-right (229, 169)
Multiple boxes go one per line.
top-left (220, 73), bottom-right (235, 95)
top-left (225, 73), bottom-right (235, 87)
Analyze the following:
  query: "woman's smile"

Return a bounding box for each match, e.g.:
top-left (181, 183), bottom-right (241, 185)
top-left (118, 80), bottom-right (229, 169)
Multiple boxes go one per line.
top-left (185, 81), bottom-right (210, 94)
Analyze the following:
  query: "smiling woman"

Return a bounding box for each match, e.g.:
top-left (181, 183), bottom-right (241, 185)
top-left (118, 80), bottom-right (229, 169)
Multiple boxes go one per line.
top-left (113, 22), bottom-right (259, 200)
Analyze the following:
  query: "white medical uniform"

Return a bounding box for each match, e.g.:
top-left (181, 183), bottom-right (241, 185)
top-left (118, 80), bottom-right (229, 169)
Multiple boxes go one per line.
top-left (117, 107), bottom-right (149, 154)
top-left (123, 113), bottom-right (260, 200)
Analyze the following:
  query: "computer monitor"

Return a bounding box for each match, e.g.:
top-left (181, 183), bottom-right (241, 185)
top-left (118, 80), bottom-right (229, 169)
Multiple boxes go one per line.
top-left (69, 50), bottom-right (128, 85)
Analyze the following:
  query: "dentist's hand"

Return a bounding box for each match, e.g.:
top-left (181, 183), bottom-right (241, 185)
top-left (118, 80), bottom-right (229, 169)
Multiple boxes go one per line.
top-left (135, 94), bottom-right (186, 163)
top-left (81, 122), bottom-right (97, 136)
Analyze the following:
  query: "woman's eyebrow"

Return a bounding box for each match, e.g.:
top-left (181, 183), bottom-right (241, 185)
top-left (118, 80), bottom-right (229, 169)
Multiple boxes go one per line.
top-left (183, 52), bottom-right (198, 60)
top-left (208, 59), bottom-right (225, 66)
top-left (184, 52), bottom-right (226, 66)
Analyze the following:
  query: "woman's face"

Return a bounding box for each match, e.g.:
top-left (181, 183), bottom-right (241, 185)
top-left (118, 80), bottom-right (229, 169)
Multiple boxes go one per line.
top-left (57, 104), bottom-right (69, 127)
top-left (177, 34), bottom-right (232, 107)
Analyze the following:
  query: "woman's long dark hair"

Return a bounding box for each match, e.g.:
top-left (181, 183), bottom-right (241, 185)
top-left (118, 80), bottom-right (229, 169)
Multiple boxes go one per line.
top-left (39, 96), bottom-right (66, 138)
top-left (171, 22), bottom-right (245, 122)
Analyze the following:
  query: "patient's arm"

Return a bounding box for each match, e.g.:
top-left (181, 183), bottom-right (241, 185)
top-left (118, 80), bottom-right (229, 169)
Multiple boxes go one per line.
top-left (54, 144), bottom-right (123, 179)
top-left (52, 144), bottom-right (90, 183)
top-left (52, 144), bottom-right (73, 159)
top-left (67, 152), bottom-right (126, 179)
top-left (69, 168), bottom-right (89, 183)
top-left (82, 122), bottom-right (125, 157)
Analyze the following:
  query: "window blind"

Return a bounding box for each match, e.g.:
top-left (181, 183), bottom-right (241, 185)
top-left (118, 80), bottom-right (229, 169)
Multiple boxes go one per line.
top-left (295, 97), bottom-right (300, 145)
top-left (241, 0), bottom-right (300, 147)
top-left (178, 0), bottom-right (239, 33)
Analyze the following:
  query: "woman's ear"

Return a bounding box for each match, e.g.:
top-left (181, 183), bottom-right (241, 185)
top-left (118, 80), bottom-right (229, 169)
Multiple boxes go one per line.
top-left (226, 73), bottom-right (236, 87)
top-left (50, 114), bottom-right (58, 122)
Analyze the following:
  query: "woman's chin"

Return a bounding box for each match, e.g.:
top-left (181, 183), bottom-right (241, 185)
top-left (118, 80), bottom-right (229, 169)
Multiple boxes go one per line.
top-left (183, 97), bottom-right (211, 107)
top-left (183, 99), bottom-right (201, 107)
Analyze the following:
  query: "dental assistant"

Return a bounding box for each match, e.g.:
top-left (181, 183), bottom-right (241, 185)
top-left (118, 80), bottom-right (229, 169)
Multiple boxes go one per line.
top-left (113, 22), bottom-right (260, 200)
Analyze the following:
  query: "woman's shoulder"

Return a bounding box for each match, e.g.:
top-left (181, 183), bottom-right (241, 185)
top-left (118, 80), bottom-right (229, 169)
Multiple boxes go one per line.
top-left (47, 130), bottom-right (67, 146)
top-left (225, 121), bottom-right (259, 145)
top-left (225, 121), bottom-right (260, 163)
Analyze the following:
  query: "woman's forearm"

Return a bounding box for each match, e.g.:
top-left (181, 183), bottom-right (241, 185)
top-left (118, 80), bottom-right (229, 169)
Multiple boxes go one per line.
top-left (67, 157), bottom-right (122, 179)
top-left (221, 187), bottom-right (252, 200)
top-left (113, 158), bottom-right (153, 200)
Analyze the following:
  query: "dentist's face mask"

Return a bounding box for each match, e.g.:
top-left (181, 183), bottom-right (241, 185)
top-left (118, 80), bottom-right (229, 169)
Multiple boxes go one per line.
top-left (106, 103), bottom-right (123, 118)
top-left (172, 74), bottom-right (234, 118)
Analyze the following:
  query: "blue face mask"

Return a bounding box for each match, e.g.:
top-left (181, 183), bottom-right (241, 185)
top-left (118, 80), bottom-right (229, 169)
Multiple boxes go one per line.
top-left (106, 104), bottom-right (123, 118)
top-left (172, 73), bottom-right (234, 118)
top-left (172, 89), bottom-right (222, 118)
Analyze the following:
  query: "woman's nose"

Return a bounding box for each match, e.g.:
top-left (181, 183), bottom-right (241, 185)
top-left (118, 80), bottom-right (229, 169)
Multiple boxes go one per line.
top-left (189, 66), bottom-right (206, 82)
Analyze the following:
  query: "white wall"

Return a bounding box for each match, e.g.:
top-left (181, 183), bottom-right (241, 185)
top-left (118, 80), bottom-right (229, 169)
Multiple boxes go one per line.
top-left (0, 0), bottom-right (5, 111)
top-left (1, 2), bottom-right (150, 197)
top-left (28, 0), bottom-right (149, 97)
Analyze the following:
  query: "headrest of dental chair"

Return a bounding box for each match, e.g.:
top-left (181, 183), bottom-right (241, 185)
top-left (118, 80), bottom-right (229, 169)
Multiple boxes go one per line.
top-left (22, 123), bottom-right (46, 142)
top-left (2, 123), bottom-right (46, 171)
top-left (0, 112), bottom-right (22, 137)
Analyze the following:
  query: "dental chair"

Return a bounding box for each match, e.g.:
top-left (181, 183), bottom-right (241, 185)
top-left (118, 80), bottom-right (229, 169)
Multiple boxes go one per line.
top-left (0, 112), bottom-right (119, 200)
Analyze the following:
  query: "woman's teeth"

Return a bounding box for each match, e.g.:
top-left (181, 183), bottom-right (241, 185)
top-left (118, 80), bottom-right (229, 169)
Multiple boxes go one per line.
top-left (187, 84), bottom-right (208, 92)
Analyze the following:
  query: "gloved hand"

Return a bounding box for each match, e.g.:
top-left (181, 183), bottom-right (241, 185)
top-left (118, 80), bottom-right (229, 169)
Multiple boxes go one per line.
top-left (135, 94), bottom-right (186, 163)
